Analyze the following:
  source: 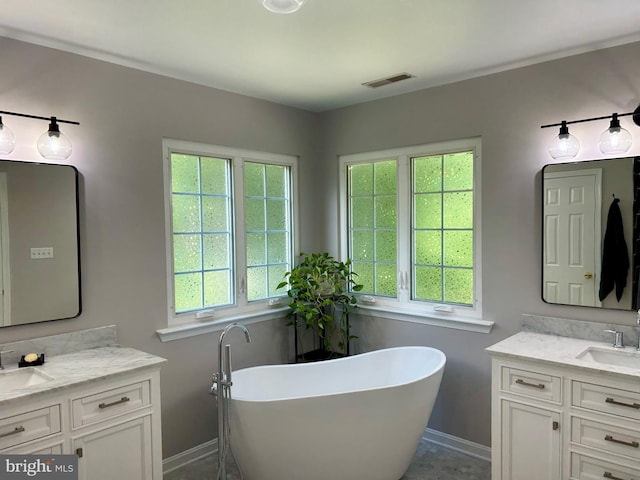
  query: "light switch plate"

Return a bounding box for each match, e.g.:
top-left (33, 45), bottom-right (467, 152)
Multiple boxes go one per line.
top-left (30, 247), bottom-right (54, 259)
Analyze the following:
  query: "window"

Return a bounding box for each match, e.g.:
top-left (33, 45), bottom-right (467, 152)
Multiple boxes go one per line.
top-left (340, 138), bottom-right (482, 321)
top-left (164, 139), bottom-right (297, 326)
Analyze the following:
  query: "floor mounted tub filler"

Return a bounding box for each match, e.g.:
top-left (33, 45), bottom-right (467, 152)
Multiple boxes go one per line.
top-left (229, 346), bottom-right (446, 480)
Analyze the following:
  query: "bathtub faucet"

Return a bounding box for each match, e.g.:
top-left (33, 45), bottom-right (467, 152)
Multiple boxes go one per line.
top-left (213, 322), bottom-right (251, 480)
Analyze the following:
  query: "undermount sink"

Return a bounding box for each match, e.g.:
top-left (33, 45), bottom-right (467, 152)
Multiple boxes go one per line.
top-left (0, 367), bottom-right (54, 390)
top-left (576, 347), bottom-right (640, 369)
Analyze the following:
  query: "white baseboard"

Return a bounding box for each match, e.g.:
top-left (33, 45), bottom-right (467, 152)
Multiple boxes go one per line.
top-left (163, 428), bottom-right (491, 474)
top-left (163, 438), bottom-right (217, 474)
top-left (422, 428), bottom-right (491, 462)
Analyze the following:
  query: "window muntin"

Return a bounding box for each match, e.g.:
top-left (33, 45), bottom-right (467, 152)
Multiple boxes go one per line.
top-left (165, 140), bottom-right (297, 325)
top-left (171, 153), bottom-right (233, 313)
top-left (244, 162), bottom-right (292, 301)
top-left (341, 139), bottom-right (481, 319)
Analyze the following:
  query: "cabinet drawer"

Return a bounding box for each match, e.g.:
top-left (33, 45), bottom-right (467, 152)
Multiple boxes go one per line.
top-left (501, 366), bottom-right (561, 402)
top-left (72, 381), bottom-right (150, 428)
top-left (570, 451), bottom-right (640, 480)
top-left (572, 381), bottom-right (640, 421)
top-left (571, 417), bottom-right (640, 460)
top-left (0, 405), bottom-right (61, 450)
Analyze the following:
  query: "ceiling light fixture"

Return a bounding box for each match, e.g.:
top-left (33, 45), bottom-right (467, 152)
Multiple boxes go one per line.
top-left (0, 110), bottom-right (79, 160)
top-left (541, 103), bottom-right (640, 159)
top-left (262, 0), bottom-right (306, 14)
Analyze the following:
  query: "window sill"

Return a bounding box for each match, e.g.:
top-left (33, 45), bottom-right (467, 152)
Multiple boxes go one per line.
top-left (156, 307), bottom-right (289, 342)
top-left (353, 305), bottom-right (494, 334)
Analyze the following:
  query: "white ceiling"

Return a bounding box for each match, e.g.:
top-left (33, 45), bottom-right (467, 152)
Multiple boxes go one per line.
top-left (2, 0), bottom-right (640, 112)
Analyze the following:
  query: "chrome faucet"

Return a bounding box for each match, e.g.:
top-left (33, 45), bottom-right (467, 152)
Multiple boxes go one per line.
top-left (605, 329), bottom-right (625, 349)
top-left (212, 323), bottom-right (251, 480)
top-left (0, 347), bottom-right (14, 370)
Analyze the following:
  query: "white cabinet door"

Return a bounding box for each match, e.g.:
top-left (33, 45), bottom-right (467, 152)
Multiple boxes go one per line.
top-left (501, 400), bottom-right (561, 480)
top-left (72, 416), bottom-right (153, 480)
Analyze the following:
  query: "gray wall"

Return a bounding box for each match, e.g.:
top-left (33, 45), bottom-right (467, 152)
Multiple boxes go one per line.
top-left (1, 34), bottom-right (640, 457)
top-left (319, 41), bottom-right (640, 446)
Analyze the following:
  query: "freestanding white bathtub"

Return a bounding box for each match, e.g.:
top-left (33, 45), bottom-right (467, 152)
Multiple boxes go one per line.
top-left (229, 346), bottom-right (446, 480)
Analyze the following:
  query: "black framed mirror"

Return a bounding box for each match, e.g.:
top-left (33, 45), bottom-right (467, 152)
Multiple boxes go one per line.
top-left (542, 156), bottom-right (639, 310)
top-left (0, 160), bottom-right (81, 326)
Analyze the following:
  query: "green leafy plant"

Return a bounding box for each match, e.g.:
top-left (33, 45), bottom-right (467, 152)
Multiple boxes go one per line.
top-left (277, 252), bottom-right (363, 357)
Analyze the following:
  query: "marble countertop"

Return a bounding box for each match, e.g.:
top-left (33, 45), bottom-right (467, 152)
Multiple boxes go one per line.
top-left (0, 346), bottom-right (166, 407)
top-left (486, 331), bottom-right (640, 380)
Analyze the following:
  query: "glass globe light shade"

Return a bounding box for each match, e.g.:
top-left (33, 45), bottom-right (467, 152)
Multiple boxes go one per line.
top-left (548, 121), bottom-right (580, 160)
top-left (263, 0), bottom-right (305, 14)
top-left (598, 114), bottom-right (632, 155)
top-left (0, 117), bottom-right (16, 155)
top-left (37, 118), bottom-right (72, 160)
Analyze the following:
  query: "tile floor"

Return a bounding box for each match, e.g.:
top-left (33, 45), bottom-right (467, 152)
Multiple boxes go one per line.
top-left (164, 437), bottom-right (491, 480)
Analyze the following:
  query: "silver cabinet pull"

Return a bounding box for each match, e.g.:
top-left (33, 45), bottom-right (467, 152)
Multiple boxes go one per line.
top-left (604, 434), bottom-right (639, 448)
top-left (605, 397), bottom-right (640, 409)
top-left (603, 472), bottom-right (629, 480)
top-left (0, 426), bottom-right (25, 438)
top-left (98, 396), bottom-right (130, 409)
top-left (515, 378), bottom-right (545, 389)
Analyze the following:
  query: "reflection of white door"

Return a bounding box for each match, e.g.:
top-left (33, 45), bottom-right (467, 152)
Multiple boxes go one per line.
top-left (0, 172), bottom-right (9, 325)
top-left (543, 169), bottom-right (601, 306)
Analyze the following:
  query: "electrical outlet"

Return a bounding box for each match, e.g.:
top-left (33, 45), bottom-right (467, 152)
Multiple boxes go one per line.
top-left (30, 247), bottom-right (54, 259)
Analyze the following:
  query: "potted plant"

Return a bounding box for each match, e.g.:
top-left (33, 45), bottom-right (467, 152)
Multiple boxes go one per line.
top-left (277, 252), bottom-right (363, 361)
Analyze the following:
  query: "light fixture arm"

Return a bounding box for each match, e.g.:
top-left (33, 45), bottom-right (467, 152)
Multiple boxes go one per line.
top-left (540, 103), bottom-right (640, 130)
top-left (0, 110), bottom-right (79, 126)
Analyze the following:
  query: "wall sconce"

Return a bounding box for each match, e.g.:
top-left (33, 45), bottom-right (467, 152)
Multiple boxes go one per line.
top-left (0, 110), bottom-right (79, 160)
top-left (542, 103), bottom-right (640, 159)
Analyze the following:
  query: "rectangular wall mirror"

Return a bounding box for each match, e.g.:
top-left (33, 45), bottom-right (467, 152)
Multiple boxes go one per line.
top-left (542, 156), bottom-right (639, 310)
top-left (0, 160), bottom-right (81, 327)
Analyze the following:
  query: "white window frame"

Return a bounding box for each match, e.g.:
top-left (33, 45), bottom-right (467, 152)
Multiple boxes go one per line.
top-left (339, 137), bottom-right (493, 333)
top-left (158, 138), bottom-right (298, 341)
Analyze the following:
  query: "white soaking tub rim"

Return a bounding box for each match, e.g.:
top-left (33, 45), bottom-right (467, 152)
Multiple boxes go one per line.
top-left (230, 346), bottom-right (446, 403)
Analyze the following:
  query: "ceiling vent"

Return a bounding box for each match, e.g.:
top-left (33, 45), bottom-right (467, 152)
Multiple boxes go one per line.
top-left (362, 73), bottom-right (415, 88)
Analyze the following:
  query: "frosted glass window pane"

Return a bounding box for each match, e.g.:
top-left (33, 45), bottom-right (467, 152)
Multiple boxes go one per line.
top-left (268, 265), bottom-right (288, 297)
top-left (375, 230), bottom-right (396, 262)
top-left (246, 233), bottom-right (266, 266)
top-left (245, 162), bottom-right (265, 197)
top-left (443, 192), bottom-right (473, 228)
top-left (352, 230), bottom-right (373, 261)
top-left (175, 273), bottom-right (202, 311)
top-left (204, 270), bottom-right (231, 306)
top-left (202, 196), bottom-right (229, 232)
top-left (374, 161), bottom-right (396, 195)
top-left (352, 197), bottom-right (374, 228)
top-left (444, 231), bottom-right (473, 267)
top-left (376, 263), bottom-right (397, 296)
top-left (172, 194), bottom-right (200, 232)
top-left (266, 165), bottom-right (285, 197)
top-left (201, 157), bottom-right (228, 195)
top-left (171, 154), bottom-right (199, 193)
top-left (415, 230), bottom-right (441, 265)
top-left (415, 267), bottom-right (442, 302)
top-left (443, 152), bottom-right (473, 191)
top-left (247, 266), bottom-right (267, 301)
top-left (350, 164), bottom-right (373, 195)
top-left (375, 196), bottom-right (396, 228)
top-left (245, 198), bottom-right (265, 231)
top-left (444, 268), bottom-right (473, 305)
top-left (352, 262), bottom-right (374, 293)
top-left (414, 155), bottom-right (442, 193)
top-left (173, 234), bottom-right (201, 273)
top-left (414, 193), bottom-right (441, 229)
top-left (267, 233), bottom-right (287, 263)
top-left (203, 234), bottom-right (229, 269)
top-left (266, 199), bottom-right (286, 230)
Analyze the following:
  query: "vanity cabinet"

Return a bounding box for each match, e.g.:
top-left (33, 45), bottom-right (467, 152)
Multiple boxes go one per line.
top-left (0, 367), bottom-right (162, 480)
top-left (491, 355), bottom-right (640, 480)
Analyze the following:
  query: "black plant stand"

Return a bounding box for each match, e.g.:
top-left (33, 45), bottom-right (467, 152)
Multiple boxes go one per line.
top-left (293, 313), bottom-right (350, 363)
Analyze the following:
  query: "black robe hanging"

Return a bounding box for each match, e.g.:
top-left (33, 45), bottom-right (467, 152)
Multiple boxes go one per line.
top-left (599, 198), bottom-right (629, 302)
